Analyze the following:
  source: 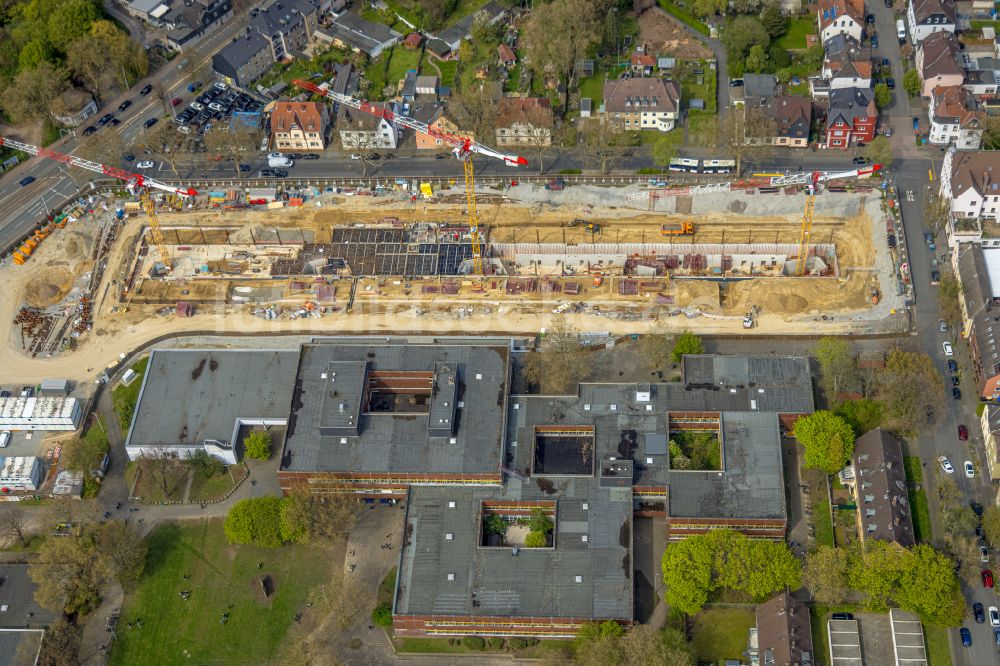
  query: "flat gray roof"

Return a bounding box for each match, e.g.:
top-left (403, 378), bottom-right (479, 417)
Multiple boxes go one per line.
top-left (828, 619), bottom-right (863, 665)
top-left (889, 609), bottom-right (927, 666)
top-left (126, 349), bottom-right (299, 448)
top-left (682, 355), bottom-right (815, 413)
top-left (395, 482), bottom-right (632, 623)
top-left (0, 630), bottom-right (42, 666)
top-left (280, 341), bottom-right (509, 476)
top-left (0, 563), bottom-right (56, 628)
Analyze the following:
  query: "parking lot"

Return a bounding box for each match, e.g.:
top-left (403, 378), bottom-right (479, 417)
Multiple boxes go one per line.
top-left (0, 386), bottom-right (75, 461)
top-left (172, 82), bottom-right (264, 137)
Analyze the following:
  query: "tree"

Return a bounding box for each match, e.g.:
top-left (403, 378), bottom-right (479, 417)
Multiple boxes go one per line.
top-left (804, 545), bottom-right (850, 604)
top-left (0, 506), bottom-right (29, 546)
top-left (924, 195), bottom-right (950, 235)
top-left (873, 82), bottom-right (891, 109)
top-left (745, 44), bottom-right (770, 73)
top-left (1, 61), bottom-right (70, 123)
top-left (485, 513), bottom-right (506, 536)
top-left (18, 38), bottom-right (54, 72)
top-left (641, 325), bottom-right (674, 372)
top-left (372, 602), bottom-right (393, 627)
top-left (188, 449), bottom-right (224, 479)
top-left (522, 0), bottom-right (601, 88)
top-left (722, 16), bottom-right (771, 64)
top-left (579, 118), bottom-right (632, 175)
top-left (37, 617), bottom-right (81, 666)
top-left (865, 135), bottom-right (893, 167)
top-left (834, 399), bottom-right (883, 436)
top-left (983, 505), bottom-right (1000, 549)
top-left (448, 81), bottom-right (499, 145)
top-left (525, 530), bottom-right (547, 547)
top-left (793, 410), bottom-right (855, 474)
top-left (760, 1), bottom-right (788, 38)
top-left (224, 497), bottom-right (283, 547)
top-left (717, 104), bottom-right (775, 174)
top-left (522, 318), bottom-right (588, 392)
top-left (902, 69), bottom-right (921, 97)
top-left (30, 528), bottom-right (110, 613)
top-left (671, 331), bottom-right (704, 363)
top-left (278, 487), bottom-right (357, 546)
top-left (814, 336), bottom-right (858, 400)
top-left (520, 104), bottom-right (557, 172)
top-left (876, 349), bottom-right (941, 436)
top-left (471, 11), bottom-right (503, 44)
top-left (937, 273), bottom-right (962, 329)
top-left (848, 540), bottom-right (908, 610)
top-left (47, 0), bottom-right (100, 46)
top-left (67, 35), bottom-right (113, 103)
top-left (243, 430), bottom-right (272, 460)
top-left (139, 449), bottom-right (182, 498)
top-left (77, 129), bottom-right (128, 169)
top-left (732, 0), bottom-right (764, 13)
top-left (692, 0), bottom-right (726, 19)
top-left (651, 135), bottom-right (678, 170)
top-left (894, 545), bottom-right (965, 626)
top-left (94, 520), bottom-right (146, 583)
top-left (621, 626), bottom-right (695, 666)
top-left (61, 434), bottom-right (109, 474)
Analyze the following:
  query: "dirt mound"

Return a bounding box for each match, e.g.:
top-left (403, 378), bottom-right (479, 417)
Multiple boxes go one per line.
top-left (24, 267), bottom-right (75, 308)
top-left (638, 8), bottom-right (712, 58)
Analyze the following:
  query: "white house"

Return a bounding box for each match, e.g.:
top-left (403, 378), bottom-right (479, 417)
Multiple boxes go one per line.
top-left (601, 78), bottom-right (681, 133)
top-left (822, 59), bottom-right (873, 90)
top-left (929, 86), bottom-right (983, 148)
top-left (339, 104), bottom-right (400, 149)
top-left (907, 0), bottom-right (956, 44)
top-left (940, 149), bottom-right (1000, 221)
top-left (817, 0), bottom-right (865, 45)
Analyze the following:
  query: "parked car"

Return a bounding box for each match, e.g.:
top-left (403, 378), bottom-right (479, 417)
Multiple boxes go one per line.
top-left (122, 154), bottom-right (135, 162)
top-left (953, 387), bottom-right (962, 399)
top-left (97, 113), bottom-right (114, 126)
top-left (300, 153), bottom-right (320, 160)
top-left (982, 546), bottom-right (990, 564)
top-left (171, 97), bottom-right (183, 107)
top-left (990, 606), bottom-right (999, 627)
top-left (913, 116), bottom-right (921, 130)
top-left (984, 570), bottom-right (994, 588)
top-left (18, 176), bottom-right (34, 187)
top-left (143, 117), bottom-right (158, 129)
top-left (140, 84), bottom-right (153, 96)
top-left (190, 102), bottom-right (204, 111)
top-left (82, 126), bottom-right (97, 136)
top-left (831, 612), bottom-right (854, 620)
top-left (961, 627), bottom-right (972, 647)
top-left (943, 341), bottom-right (953, 356)
top-left (852, 156), bottom-right (867, 165)
top-left (965, 460), bottom-right (975, 478)
top-left (959, 424), bottom-right (968, 440)
top-left (974, 602), bottom-right (986, 623)
top-left (885, 77), bottom-right (895, 89)
top-left (118, 100), bottom-right (132, 112)
top-left (948, 359), bottom-right (958, 372)
top-left (995, 628), bottom-right (1000, 646)
top-left (729, 79), bottom-right (744, 87)
top-left (871, 34), bottom-right (878, 47)
top-left (930, 270), bottom-right (941, 284)
top-left (866, 13), bottom-right (875, 23)
top-left (238, 163), bottom-right (251, 172)
top-left (939, 319), bottom-right (947, 332)
top-left (136, 161), bottom-right (154, 169)
top-left (938, 456), bottom-right (954, 474)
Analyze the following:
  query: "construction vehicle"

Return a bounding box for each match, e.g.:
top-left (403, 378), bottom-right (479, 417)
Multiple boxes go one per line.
top-left (0, 137), bottom-right (198, 265)
top-left (293, 79), bottom-right (526, 275)
top-left (568, 218), bottom-right (601, 233)
top-left (661, 222), bottom-right (694, 236)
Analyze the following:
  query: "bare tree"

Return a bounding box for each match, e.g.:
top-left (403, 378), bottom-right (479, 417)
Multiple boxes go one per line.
top-left (522, 317), bottom-right (589, 392)
top-left (579, 118), bottom-right (632, 175)
top-left (0, 506), bottom-right (29, 546)
top-left (717, 105), bottom-right (775, 175)
top-left (448, 81), bottom-right (500, 145)
top-left (140, 448), bottom-right (181, 498)
top-left (519, 104), bottom-right (557, 172)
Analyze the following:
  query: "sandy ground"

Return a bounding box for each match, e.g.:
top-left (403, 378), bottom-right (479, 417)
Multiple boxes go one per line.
top-left (638, 7), bottom-right (713, 59)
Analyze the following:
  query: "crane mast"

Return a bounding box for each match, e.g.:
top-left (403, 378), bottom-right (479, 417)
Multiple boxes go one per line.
top-left (293, 79), bottom-right (527, 274)
top-left (0, 136), bottom-right (198, 264)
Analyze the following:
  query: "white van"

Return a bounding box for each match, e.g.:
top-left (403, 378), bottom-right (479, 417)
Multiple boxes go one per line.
top-left (268, 152), bottom-right (293, 168)
top-left (0, 432), bottom-right (10, 448)
top-left (896, 19), bottom-right (906, 41)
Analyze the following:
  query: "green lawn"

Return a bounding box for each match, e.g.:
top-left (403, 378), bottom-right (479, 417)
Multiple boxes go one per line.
top-left (680, 63), bottom-right (717, 114)
top-left (378, 566), bottom-right (397, 607)
top-left (133, 465), bottom-right (190, 503)
top-left (187, 466), bottom-right (245, 503)
top-left (924, 624), bottom-right (952, 666)
top-left (111, 520), bottom-right (330, 666)
top-left (970, 20), bottom-right (1000, 32)
top-left (385, 47), bottom-right (422, 92)
top-left (691, 607), bottom-right (755, 664)
top-left (903, 456), bottom-right (932, 542)
top-left (437, 60), bottom-right (458, 88)
top-left (814, 499), bottom-right (835, 548)
top-left (687, 110), bottom-right (717, 148)
top-left (657, 0), bottom-right (709, 35)
top-left (776, 16), bottom-right (815, 50)
top-left (578, 73), bottom-right (605, 106)
top-left (113, 357), bottom-right (149, 432)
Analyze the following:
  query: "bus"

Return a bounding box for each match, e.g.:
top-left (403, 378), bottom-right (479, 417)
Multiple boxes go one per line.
top-left (701, 159), bottom-right (736, 174)
top-left (668, 157), bottom-right (700, 173)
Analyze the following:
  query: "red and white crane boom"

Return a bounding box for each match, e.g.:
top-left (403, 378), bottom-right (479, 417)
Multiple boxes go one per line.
top-left (0, 136), bottom-right (198, 198)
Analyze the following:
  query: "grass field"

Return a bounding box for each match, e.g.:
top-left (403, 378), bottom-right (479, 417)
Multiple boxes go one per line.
top-left (924, 624), bottom-right (952, 666)
top-left (111, 520), bottom-right (329, 666)
top-left (436, 59), bottom-right (458, 88)
top-left (776, 16), bottom-right (815, 50)
top-left (814, 499), bottom-right (835, 547)
top-left (686, 110), bottom-right (717, 147)
top-left (903, 456), bottom-right (932, 542)
top-left (691, 607), bottom-right (755, 664)
top-left (681, 64), bottom-right (717, 114)
top-left (188, 465), bottom-right (245, 503)
top-left (113, 357), bottom-right (149, 432)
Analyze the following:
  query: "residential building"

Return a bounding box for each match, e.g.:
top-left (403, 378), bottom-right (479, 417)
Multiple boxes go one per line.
top-left (602, 78), bottom-right (681, 132)
top-left (436, 1), bottom-right (506, 50)
top-left (928, 85), bottom-right (983, 148)
top-left (748, 592), bottom-right (813, 666)
top-left (980, 404), bottom-right (1000, 484)
top-left (939, 150), bottom-right (1000, 222)
top-left (955, 242), bottom-right (1000, 395)
top-left (824, 33), bottom-right (864, 62)
top-left (498, 44), bottom-right (516, 69)
top-left (767, 95), bottom-right (812, 147)
top-left (402, 70), bottom-right (417, 102)
top-left (49, 88), bottom-right (98, 127)
top-left (414, 108), bottom-right (471, 150)
top-left (916, 31), bottom-right (965, 98)
top-left (270, 101), bottom-right (329, 151)
top-left (965, 69), bottom-right (999, 99)
top-left (323, 12), bottom-right (401, 58)
top-left (630, 52), bottom-right (655, 76)
top-left (162, 0), bottom-right (233, 51)
top-left (339, 104), bottom-right (399, 149)
top-left (825, 87), bottom-right (877, 148)
top-left (402, 32), bottom-right (423, 50)
top-left (731, 73), bottom-right (777, 108)
top-left (212, 34), bottom-right (272, 87)
top-left (124, 349), bottom-right (299, 464)
top-left (0, 397), bottom-right (81, 431)
top-left (823, 58), bottom-right (873, 90)
top-left (126, 0), bottom-right (169, 22)
top-left (849, 429), bottom-right (915, 548)
top-left (495, 97), bottom-right (554, 147)
top-left (907, 0), bottom-right (956, 44)
top-left (817, 0), bottom-right (865, 45)
top-left (329, 62), bottom-right (359, 125)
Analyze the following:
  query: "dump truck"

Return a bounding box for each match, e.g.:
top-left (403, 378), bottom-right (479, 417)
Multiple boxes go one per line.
top-left (661, 222), bottom-right (694, 236)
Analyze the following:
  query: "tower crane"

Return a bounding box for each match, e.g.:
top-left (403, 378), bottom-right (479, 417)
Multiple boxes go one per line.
top-left (0, 137), bottom-right (198, 264)
top-left (293, 79), bottom-right (527, 275)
